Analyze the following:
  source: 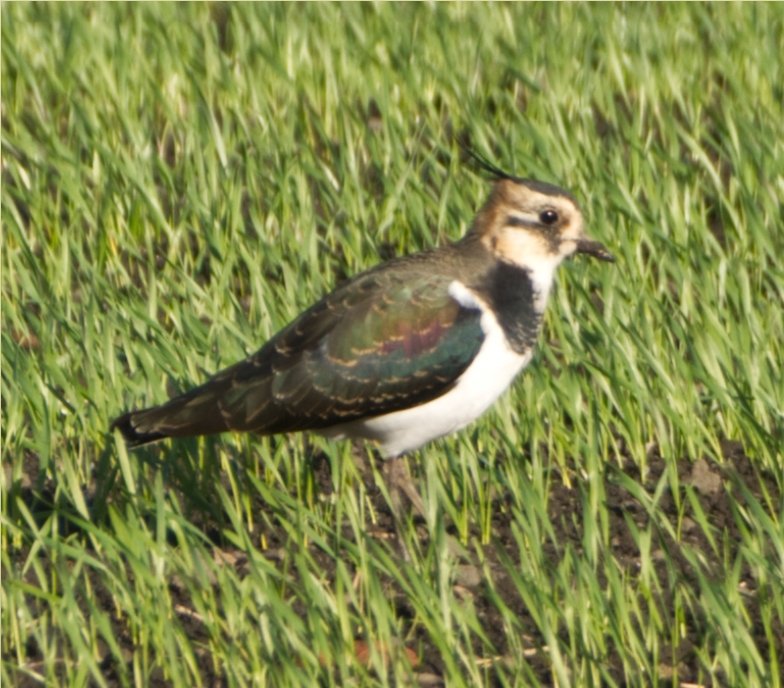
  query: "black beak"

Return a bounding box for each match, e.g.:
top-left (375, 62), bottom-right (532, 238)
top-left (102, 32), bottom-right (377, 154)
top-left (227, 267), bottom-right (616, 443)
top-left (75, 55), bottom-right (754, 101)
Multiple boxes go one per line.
top-left (576, 239), bottom-right (615, 262)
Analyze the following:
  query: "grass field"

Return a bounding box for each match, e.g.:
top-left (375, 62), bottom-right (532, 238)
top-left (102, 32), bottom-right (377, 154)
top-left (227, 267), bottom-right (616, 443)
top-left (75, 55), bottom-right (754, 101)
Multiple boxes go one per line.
top-left (2, 3), bottom-right (783, 686)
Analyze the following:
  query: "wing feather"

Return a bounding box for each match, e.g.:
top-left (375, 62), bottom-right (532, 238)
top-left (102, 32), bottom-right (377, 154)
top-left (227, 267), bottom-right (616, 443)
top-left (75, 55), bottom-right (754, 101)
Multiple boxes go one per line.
top-left (113, 263), bottom-right (486, 444)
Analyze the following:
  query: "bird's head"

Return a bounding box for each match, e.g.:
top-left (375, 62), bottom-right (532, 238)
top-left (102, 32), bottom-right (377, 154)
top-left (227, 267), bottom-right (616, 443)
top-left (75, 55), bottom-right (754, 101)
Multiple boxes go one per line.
top-left (471, 176), bottom-right (614, 270)
top-left (460, 149), bottom-right (613, 271)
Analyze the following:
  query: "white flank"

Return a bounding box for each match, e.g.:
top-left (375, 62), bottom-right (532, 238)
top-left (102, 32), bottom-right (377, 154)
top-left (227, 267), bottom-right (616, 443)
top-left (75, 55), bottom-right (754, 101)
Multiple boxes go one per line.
top-left (323, 280), bottom-right (533, 457)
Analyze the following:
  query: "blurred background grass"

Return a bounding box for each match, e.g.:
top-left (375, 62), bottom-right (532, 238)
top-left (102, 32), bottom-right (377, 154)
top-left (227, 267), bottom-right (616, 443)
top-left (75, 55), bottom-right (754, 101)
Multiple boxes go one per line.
top-left (2, 3), bottom-right (782, 686)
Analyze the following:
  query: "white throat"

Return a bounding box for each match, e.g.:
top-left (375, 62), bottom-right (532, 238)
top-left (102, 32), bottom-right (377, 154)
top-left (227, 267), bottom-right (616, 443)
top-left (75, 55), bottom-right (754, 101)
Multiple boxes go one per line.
top-left (526, 257), bottom-right (560, 312)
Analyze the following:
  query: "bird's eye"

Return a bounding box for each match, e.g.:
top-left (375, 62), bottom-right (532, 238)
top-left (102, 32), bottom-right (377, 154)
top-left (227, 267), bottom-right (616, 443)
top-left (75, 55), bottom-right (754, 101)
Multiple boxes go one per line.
top-left (539, 209), bottom-right (559, 226)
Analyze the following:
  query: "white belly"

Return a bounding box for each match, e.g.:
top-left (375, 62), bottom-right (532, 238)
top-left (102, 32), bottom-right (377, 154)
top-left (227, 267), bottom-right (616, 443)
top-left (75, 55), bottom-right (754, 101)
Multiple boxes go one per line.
top-left (322, 282), bottom-right (534, 457)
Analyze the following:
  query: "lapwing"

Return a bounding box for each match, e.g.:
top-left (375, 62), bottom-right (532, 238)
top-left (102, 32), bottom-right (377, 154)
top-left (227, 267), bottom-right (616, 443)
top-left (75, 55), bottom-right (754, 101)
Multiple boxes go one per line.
top-left (112, 158), bottom-right (613, 515)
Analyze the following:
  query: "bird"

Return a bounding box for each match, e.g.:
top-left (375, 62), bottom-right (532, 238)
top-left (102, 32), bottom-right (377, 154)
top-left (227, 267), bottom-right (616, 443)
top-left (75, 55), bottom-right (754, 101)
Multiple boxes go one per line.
top-left (112, 157), bottom-right (613, 514)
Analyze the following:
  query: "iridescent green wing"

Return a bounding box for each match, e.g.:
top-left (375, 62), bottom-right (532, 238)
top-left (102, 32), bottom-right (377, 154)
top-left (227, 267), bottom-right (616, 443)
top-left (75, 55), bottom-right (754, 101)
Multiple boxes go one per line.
top-left (120, 264), bottom-right (486, 442)
top-left (222, 267), bottom-right (486, 432)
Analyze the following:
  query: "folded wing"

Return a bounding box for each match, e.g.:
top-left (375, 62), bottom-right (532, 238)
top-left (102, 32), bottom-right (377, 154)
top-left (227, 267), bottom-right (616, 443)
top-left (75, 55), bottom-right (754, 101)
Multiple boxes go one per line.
top-left (113, 266), bottom-right (486, 446)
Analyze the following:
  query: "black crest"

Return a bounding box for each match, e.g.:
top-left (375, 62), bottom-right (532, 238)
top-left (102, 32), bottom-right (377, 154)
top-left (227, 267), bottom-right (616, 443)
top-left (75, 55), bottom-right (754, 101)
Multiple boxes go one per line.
top-left (461, 146), bottom-right (520, 182)
top-left (461, 146), bottom-right (576, 203)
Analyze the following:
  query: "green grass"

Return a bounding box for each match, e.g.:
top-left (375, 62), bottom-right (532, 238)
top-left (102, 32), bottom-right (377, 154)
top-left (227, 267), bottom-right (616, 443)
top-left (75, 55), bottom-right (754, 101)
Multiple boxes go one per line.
top-left (2, 3), bottom-right (783, 686)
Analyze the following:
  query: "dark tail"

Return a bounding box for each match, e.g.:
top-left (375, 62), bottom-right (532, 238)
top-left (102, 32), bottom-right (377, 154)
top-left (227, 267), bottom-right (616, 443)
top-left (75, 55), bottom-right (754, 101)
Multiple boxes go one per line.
top-left (110, 410), bottom-right (171, 448)
top-left (110, 379), bottom-right (237, 448)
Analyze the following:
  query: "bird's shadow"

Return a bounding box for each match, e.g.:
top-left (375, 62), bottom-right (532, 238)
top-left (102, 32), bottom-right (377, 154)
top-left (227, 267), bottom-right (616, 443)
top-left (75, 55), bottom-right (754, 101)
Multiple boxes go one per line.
top-left (8, 433), bottom-right (303, 552)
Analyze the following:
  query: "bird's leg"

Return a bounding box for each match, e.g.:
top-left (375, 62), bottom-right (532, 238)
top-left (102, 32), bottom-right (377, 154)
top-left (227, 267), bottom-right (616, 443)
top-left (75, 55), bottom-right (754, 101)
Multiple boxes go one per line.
top-left (348, 444), bottom-right (426, 559)
top-left (349, 439), bottom-right (371, 478)
top-left (384, 454), bottom-right (471, 562)
top-left (349, 443), bottom-right (425, 520)
top-left (382, 455), bottom-right (426, 521)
